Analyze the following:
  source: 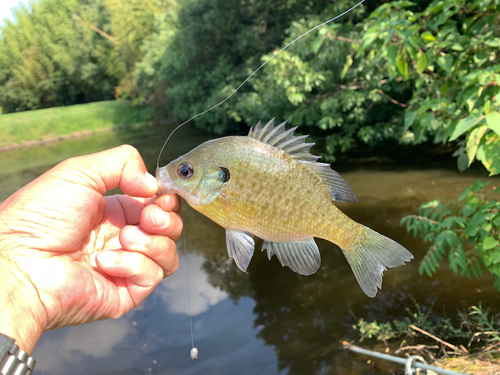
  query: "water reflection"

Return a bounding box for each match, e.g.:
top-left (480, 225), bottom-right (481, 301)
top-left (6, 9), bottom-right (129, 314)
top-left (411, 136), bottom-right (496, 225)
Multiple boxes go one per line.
top-left (158, 254), bottom-right (228, 316)
top-left (34, 319), bottom-right (135, 374)
top-left (2, 127), bottom-right (500, 374)
top-left (34, 253), bottom-right (279, 375)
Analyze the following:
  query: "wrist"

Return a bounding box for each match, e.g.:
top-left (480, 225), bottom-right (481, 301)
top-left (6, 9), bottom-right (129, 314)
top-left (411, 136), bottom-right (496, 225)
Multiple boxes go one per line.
top-left (0, 260), bottom-right (47, 354)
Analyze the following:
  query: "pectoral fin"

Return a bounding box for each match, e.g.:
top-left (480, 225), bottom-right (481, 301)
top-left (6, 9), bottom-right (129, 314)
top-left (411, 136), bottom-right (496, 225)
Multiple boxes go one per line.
top-left (226, 229), bottom-right (255, 273)
top-left (262, 238), bottom-right (321, 275)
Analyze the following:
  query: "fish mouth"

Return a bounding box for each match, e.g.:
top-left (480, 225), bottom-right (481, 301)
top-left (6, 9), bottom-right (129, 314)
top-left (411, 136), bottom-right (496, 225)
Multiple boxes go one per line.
top-left (156, 166), bottom-right (175, 196)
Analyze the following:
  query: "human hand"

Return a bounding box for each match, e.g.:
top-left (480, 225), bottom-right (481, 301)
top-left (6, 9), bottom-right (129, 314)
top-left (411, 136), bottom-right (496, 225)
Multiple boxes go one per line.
top-left (0, 145), bottom-right (181, 353)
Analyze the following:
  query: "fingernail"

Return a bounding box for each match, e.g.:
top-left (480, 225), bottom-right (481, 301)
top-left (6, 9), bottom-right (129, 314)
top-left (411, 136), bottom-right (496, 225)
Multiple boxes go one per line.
top-left (97, 251), bottom-right (117, 265)
top-left (145, 173), bottom-right (158, 190)
top-left (126, 226), bottom-right (148, 245)
top-left (151, 206), bottom-right (169, 227)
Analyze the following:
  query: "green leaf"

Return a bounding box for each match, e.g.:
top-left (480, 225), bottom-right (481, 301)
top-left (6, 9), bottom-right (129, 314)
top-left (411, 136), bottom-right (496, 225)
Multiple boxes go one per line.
top-left (359, 32), bottom-right (378, 53)
top-left (474, 51), bottom-right (488, 66)
top-left (476, 135), bottom-right (500, 175)
top-left (451, 43), bottom-right (464, 51)
top-left (437, 54), bottom-right (454, 73)
top-left (485, 38), bottom-right (500, 47)
top-left (493, 215), bottom-right (500, 227)
top-left (486, 111), bottom-right (500, 136)
top-left (421, 31), bottom-right (436, 42)
top-left (341, 55), bottom-right (353, 80)
top-left (484, 237), bottom-right (500, 250)
top-left (464, 223), bottom-right (479, 237)
top-left (484, 100), bottom-right (491, 113)
top-left (396, 53), bottom-right (409, 79)
top-left (491, 251), bottom-right (500, 264)
top-left (311, 36), bottom-right (324, 54)
top-left (466, 125), bottom-right (488, 166)
top-left (386, 45), bottom-right (399, 71)
top-left (457, 86), bottom-right (479, 111)
top-left (457, 153), bottom-right (469, 171)
top-left (470, 212), bottom-right (486, 225)
top-left (449, 115), bottom-right (484, 141)
top-left (420, 112), bottom-right (434, 129)
top-left (404, 111), bottom-right (416, 130)
top-left (416, 50), bottom-right (428, 74)
top-left (471, 180), bottom-right (487, 192)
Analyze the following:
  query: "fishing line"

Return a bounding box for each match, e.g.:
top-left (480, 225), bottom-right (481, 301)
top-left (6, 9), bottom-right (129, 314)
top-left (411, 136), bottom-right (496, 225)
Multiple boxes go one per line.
top-left (180, 208), bottom-right (197, 359)
top-left (156, 0), bottom-right (366, 168)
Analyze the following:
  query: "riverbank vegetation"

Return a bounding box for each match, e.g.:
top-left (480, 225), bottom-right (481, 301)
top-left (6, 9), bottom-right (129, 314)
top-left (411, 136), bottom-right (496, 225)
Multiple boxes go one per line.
top-left (0, 100), bottom-right (153, 148)
top-left (354, 299), bottom-right (500, 374)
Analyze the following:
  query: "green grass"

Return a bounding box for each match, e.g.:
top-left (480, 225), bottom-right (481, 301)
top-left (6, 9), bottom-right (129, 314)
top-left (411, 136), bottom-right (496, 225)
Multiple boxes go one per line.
top-left (0, 100), bottom-right (154, 148)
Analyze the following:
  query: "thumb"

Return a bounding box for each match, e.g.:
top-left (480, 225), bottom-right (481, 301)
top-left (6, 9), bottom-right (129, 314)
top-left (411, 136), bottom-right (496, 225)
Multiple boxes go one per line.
top-left (62, 145), bottom-right (157, 197)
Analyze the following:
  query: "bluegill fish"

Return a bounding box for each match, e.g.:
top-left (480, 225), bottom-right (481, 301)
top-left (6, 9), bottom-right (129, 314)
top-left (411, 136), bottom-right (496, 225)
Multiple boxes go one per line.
top-left (156, 119), bottom-right (413, 297)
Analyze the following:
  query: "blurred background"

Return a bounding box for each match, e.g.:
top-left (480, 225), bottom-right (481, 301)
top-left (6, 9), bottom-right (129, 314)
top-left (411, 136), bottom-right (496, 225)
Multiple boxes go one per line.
top-left (1, 0), bottom-right (500, 374)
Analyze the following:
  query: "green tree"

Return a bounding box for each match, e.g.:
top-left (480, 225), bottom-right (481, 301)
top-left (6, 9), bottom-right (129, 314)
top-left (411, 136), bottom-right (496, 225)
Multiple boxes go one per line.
top-left (232, 1), bottom-right (410, 160)
top-left (347, 0), bottom-right (500, 288)
top-left (0, 0), bottom-right (124, 112)
top-left (102, 0), bottom-right (177, 98)
top-left (0, 0), bottom-right (172, 113)
top-left (133, 0), bottom-right (361, 133)
top-left (130, 1), bottom-right (179, 106)
top-left (351, 0), bottom-right (500, 174)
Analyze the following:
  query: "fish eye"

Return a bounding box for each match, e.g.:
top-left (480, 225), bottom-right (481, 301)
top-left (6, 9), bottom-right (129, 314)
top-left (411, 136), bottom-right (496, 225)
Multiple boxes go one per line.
top-left (177, 163), bottom-right (194, 179)
top-left (219, 167), bottom-right (230, 182)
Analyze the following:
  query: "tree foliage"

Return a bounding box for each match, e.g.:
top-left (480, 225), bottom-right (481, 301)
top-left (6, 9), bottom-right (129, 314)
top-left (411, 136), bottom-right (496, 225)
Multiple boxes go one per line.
top-left (402, 181), bottom-right (500, 288)
top-left (132, 0), bottom-right (381, 134)
top-left (353, 0), bottom-right (500, 174)
top-left (0, 0), bottom-right (171, 113)
top-left (229, 1), bottom-right (412, 160)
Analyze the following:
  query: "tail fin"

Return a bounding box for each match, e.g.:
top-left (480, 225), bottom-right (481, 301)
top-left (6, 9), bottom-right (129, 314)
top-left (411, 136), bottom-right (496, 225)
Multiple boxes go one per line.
top-left (341, 225), bottom-right (413, 298)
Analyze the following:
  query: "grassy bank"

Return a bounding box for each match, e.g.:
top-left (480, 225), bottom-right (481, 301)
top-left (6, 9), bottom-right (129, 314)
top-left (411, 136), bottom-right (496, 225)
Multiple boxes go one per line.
top-left (0, 100), bottom-right (154, 148)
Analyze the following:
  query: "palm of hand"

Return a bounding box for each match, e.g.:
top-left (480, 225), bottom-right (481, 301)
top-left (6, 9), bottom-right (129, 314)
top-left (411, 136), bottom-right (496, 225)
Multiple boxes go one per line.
top-left (0, 148), bottom-right (180, 337)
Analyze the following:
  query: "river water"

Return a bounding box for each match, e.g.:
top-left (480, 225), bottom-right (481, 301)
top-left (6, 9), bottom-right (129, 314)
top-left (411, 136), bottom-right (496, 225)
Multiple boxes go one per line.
top-left (1, 125), bottom-right (499, 375)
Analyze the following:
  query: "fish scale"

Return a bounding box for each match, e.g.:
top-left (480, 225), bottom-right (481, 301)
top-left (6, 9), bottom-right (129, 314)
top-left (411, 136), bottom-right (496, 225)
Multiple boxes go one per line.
top-left (157, 119), bottom-right (413, 297)
top-left (208, 141), bottom-right (327, 241)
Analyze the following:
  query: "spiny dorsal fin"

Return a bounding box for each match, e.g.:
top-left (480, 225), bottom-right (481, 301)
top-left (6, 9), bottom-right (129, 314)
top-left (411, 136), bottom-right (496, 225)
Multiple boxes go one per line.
top-left (249, 119), bottom-right (319, 161)
top-left (248, 120), bottom-right (357, 202)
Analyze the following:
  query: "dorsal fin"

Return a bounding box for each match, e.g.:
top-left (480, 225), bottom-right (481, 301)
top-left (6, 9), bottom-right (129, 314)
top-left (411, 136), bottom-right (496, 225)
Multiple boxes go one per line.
top-left (248, 119), bottom-right (320, 162)
top-left (248, 119), bottom-right (357, 203)
top-left (301, 161), bottom-right (357, 202)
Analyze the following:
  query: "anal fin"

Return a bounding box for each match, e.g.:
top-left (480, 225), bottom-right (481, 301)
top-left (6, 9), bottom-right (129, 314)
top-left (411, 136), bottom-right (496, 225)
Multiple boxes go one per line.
top-left (226, 229), bottom-right (255, 273)
top-left (262, 238), bottom-right (321, 275)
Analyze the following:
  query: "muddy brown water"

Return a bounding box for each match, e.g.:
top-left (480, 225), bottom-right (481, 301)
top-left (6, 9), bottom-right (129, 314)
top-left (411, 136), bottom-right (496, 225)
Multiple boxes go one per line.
top-left (1, 125), bottom-right (499, 375)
